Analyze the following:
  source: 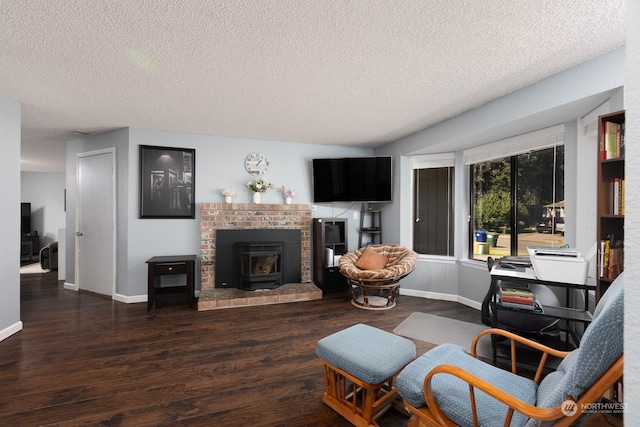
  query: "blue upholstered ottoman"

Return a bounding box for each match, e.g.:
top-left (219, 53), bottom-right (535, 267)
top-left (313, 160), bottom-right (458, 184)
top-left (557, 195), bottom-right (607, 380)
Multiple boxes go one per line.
top-left (316, 323), bottom-right (416, 426)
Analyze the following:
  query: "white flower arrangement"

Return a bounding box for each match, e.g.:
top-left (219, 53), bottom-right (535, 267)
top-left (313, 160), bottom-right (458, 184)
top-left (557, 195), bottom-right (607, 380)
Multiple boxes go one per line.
top-left (222, 189), bottom-right (235, 197)
top-left (247, 178), bottom-right (275, 193)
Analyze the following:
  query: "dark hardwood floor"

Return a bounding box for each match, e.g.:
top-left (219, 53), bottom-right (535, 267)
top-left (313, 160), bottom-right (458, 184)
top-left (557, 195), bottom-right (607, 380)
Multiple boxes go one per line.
top-left (1, 271), bottom-right (621, 426)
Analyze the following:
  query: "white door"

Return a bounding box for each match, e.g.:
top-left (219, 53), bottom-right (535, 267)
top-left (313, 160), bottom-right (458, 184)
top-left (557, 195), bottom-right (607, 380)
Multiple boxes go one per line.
top-left (75, 149), bottom-right (116, 297)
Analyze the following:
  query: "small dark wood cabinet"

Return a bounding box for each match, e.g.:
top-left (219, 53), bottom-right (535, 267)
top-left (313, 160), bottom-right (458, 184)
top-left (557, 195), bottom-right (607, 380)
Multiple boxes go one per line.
top-left (21, 234), bottom-right (40, 263)
top-left (146, 255), bottom-right (198, 310)
top-left (312, 218), bottom-right (348, 293)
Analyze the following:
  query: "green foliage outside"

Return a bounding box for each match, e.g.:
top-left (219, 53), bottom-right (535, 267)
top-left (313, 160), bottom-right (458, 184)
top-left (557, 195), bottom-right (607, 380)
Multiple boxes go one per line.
top-left (473, 147), bottom-right (564, 235)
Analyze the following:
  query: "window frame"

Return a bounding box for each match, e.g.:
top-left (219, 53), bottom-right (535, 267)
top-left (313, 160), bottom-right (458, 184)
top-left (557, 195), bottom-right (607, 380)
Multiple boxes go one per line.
top-left (412, 153), bottom-right (456, 257)
top-left (465, 125), bottom-right (565, 260)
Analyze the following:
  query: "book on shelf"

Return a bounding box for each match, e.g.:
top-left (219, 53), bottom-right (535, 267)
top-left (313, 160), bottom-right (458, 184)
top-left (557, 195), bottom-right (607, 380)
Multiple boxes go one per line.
top-left (620, 122), bottom-right (625, 158)
top-left (599, 239), bottom-right (624, 280)
top-left (608, 248), bottom-right (624, 280)
top-left (498, 286), bottom-right (536, 309)
top-left (500, 295), bottom-right (535, 306)
top-left (616, 380), bottom-right (623, 403)
top-left (607, 178), bottom-right (624, 215)
top-left (605, 240), bottom-right (611, 272)
top-left (599, 240), bottom-right (611, 278)
top-left (499, 286), bottom-right (534, 298)
top-left (613, 178), bottom-right (620, 215)
top-left (603, 121), bottom-right (622, 159)
top-left (620, 179), bottom-right (624, 215)
top-left (497, 296), bottom-right (539, 311)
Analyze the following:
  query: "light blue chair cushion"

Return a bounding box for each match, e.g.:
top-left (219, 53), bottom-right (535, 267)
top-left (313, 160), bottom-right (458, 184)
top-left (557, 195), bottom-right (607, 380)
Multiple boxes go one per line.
top-left (396, 275), bottom-right (623, 427)
top-left (316, 323), bottom-right (416, 384)
top-left (526, 273), bottom-right (624, 427)
top-left (397, 343), bottom-right (537, 427)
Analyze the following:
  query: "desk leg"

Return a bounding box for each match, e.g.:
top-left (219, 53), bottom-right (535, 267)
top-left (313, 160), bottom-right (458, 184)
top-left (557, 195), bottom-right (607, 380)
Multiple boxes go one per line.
top-left (490, 277), bottom-right (498, 365)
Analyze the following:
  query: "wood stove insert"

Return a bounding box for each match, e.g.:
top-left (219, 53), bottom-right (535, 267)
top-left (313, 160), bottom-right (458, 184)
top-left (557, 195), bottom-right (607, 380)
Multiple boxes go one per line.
top-left (234, 242), bottom-right (284, 290)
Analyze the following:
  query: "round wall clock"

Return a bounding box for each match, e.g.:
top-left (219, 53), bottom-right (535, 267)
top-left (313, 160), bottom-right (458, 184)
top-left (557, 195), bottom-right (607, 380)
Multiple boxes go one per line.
top-left (245, 153), bottom-right (269, 176)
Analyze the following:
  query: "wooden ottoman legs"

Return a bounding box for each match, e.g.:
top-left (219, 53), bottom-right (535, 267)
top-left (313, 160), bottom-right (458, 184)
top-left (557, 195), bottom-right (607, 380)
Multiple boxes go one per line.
top-left (320, 360), bottom-right (406, 427)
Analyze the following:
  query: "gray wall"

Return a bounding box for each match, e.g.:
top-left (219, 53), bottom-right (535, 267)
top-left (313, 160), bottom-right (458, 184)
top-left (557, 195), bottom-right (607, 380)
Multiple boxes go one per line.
top-left (65, 128), bottom-right (372, 299)
top-left (376, 48), bottom-right (626, 305)
top-left (0, 92), bottom-right (22, 341)
top-left (21, 171), bottom-right (66, 248)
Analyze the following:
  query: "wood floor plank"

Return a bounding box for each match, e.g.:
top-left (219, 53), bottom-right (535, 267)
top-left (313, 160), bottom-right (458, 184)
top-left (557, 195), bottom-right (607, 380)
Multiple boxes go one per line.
top-left (0, 270), bottom-right (621, 426)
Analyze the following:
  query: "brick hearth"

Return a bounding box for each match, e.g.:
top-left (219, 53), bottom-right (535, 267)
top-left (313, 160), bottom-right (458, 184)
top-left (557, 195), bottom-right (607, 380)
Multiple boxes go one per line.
top-left (198, 202), bottom-right (319, 310)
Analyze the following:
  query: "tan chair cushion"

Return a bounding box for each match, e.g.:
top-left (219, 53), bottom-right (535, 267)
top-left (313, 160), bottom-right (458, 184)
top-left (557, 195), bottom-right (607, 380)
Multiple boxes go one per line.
top-left (355, 247), bottom-right (389, 270)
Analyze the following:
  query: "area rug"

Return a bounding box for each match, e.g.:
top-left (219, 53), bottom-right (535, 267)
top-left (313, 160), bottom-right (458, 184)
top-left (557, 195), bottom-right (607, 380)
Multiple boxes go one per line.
top-left (20, 262), bottom-right (48, 274)
top-left (393, 312), bottom-right (493, 359)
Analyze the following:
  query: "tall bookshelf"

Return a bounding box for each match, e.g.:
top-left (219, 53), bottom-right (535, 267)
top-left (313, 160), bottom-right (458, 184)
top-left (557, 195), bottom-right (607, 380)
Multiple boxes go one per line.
top-left (596, 110), bottom-right (625, 302)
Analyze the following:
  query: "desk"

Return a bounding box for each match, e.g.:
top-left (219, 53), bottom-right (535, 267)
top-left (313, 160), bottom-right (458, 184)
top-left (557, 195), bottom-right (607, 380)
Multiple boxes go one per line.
top-left (488, 266), bottom-right (594, 364)
top-left (146, 255), bottom-right (198, 311)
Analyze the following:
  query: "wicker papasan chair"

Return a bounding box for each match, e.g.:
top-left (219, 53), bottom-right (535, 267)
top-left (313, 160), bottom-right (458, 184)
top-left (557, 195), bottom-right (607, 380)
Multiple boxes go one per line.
top-left (339, 244), bottom-right (418, 310)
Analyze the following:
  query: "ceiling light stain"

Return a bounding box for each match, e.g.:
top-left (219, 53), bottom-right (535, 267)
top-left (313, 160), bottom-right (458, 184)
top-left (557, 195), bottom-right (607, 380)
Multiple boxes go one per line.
top-left (127, 48), bottom-right (156, 72)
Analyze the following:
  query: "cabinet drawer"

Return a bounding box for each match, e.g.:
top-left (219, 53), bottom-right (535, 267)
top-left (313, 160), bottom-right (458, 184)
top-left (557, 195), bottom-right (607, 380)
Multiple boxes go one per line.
top-left (154, 262), bottom-right (187, 275)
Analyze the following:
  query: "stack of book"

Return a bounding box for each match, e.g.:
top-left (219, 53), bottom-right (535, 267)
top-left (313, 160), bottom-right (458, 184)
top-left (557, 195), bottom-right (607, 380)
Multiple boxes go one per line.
top-left (498, 286), bottom-right (536, 310)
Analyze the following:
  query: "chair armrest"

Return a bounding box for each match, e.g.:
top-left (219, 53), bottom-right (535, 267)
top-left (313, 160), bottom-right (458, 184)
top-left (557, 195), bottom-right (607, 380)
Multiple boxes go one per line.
top-left (423, 364), bottom-right (565, 426)
top-left (471, 328), bottom-right (572, 382)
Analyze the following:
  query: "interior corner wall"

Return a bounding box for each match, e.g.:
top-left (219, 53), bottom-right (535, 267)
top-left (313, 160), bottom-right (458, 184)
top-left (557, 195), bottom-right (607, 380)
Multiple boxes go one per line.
top-left (63, 127), bottom-right (373, 300)
top-left (377, 48), bottom-right (626, 302)
top-left (0, 92), bottom-right (22, 342)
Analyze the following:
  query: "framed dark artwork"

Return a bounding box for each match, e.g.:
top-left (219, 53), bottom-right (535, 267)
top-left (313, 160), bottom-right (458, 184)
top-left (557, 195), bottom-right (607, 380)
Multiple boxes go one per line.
top-left (139, 145), bottom-right (195, 219)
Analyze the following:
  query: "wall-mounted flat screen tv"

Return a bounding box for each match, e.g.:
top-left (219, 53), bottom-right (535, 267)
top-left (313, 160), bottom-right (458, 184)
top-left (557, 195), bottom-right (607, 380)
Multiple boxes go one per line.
top-left (312, 156), bottom-right (392, 203)
top-left (21, 202), bottom-right (31, 236)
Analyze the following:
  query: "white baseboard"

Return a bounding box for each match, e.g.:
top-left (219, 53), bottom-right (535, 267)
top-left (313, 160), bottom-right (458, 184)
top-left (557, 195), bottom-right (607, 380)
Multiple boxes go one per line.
top-left (114, 294), bottom-right (147, 304)
top-left (0, 321), bottom-right (23, 342)
top-left (62, 283), bottom-right (145, 304)
top-left (114, 290), bottom-right (200, 304)
top-left (399, 288), bottom-right (482, 311)
top-left (63, 282), bottom-right (78, 291)
top-left (457, 296), bottom-right (482, 311)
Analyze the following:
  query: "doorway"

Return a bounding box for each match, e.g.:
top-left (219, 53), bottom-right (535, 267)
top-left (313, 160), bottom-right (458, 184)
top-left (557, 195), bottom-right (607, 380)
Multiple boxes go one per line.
top-left (75, 148), bottom-right (116, 297)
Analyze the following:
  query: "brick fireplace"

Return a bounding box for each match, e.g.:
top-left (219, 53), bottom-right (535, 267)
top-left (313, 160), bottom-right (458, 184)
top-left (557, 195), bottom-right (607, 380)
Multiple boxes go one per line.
top-left (198, 203), bottom-right (319, 310)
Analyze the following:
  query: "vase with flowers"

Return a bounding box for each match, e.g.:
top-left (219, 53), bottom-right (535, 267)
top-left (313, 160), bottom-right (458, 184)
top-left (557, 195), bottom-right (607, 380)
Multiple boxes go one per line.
top-left (247, 178), bottom-right (275, 204)
top-left (222, 189), bottom-right (235, 204)
top-left (279, 186), bottom-right (296, 204)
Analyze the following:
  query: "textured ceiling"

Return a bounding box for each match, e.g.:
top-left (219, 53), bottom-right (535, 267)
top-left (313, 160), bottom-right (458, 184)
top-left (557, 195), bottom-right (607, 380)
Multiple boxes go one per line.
top-left (0, 1), bottom-right (626, 172)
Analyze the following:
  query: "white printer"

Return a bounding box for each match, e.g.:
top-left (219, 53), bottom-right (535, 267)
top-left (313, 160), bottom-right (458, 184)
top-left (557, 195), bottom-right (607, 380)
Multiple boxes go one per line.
top-left (527, 246), bottom-right (588, 285)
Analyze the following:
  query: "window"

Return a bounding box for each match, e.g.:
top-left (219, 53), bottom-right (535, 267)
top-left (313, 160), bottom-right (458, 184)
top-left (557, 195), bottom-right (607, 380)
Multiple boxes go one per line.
top-left (413, 154), bottom-right (455, 256)
top-left (465, 126), bottom-right (565, 261)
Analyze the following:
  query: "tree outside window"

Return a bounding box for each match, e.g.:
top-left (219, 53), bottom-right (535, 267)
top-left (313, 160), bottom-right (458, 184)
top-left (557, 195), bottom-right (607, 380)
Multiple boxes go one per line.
top-left (471, 145), bottom-right (564, 260)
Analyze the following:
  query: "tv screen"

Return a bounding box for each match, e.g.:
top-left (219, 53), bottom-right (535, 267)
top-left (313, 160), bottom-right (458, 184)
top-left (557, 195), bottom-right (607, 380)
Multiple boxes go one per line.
top-left (312, 156), bottom-right (392, 203)
top-left (21, 202), bottom-right (31, 235)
